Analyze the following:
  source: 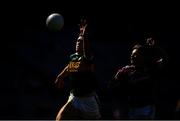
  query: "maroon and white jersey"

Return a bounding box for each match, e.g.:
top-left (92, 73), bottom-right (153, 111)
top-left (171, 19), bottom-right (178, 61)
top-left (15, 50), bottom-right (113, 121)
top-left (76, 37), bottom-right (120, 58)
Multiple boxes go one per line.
top-left (109, 65), bottom-right (155, 107)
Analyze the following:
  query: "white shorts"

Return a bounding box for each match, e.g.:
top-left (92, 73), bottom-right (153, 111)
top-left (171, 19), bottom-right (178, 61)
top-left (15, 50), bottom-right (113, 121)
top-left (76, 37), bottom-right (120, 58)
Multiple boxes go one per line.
top-left (67, 92), bottom-right (101, 119)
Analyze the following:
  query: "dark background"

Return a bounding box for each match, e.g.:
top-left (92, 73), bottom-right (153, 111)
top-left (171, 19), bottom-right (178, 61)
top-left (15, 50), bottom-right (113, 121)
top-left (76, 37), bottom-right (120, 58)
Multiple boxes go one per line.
top-left (0, 1), bottom-right (180, 119)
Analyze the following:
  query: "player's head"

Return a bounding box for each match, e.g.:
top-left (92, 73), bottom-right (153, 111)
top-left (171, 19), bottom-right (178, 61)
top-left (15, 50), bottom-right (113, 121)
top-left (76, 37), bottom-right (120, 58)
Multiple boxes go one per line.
top-left (131, 44), bottom-right (156, 68)
top-left (130, 44), bottom-right (147, 66)
top-left (75, 35), bottom-right (90, 54)
top-left (76, 36), bottom-right (84, 53)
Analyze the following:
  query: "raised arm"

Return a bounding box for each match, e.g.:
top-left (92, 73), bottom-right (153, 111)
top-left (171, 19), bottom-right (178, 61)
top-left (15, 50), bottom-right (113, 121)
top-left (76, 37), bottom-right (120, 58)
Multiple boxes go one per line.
top-left (77, 19), bottom-right (92, 59)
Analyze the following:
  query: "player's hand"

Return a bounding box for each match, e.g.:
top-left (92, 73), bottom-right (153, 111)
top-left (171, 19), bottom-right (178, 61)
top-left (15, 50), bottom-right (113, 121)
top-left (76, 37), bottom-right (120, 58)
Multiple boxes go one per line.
top-left (79, 19), bottom-right (87, 36)
top-left (146, 37), bottom-right (155, 46)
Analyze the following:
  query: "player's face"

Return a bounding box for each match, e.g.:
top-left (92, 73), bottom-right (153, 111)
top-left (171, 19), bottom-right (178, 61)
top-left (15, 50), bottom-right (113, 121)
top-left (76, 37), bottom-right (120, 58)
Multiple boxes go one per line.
top-left (76, 36), bottom-right (83, 53)
top-left (131, 49), bottom-right (144, 66)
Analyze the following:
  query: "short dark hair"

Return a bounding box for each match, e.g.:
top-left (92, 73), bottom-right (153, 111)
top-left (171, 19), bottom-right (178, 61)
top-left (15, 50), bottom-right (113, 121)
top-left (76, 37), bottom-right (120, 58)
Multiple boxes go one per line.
top-left (132, 44), bottom-right (147, 56)
top-left (132, 44), bottom-right (155, 65)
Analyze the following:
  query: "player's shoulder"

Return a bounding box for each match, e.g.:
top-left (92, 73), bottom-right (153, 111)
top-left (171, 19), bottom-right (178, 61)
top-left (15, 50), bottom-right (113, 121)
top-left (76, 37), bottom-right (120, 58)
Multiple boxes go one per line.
top-left (70, 53), bottom-right (76, 58)
top-left (124, 65), bottom-right (135, 69)
top-left (70, 53), bottom-right (80, 60)
top-left (119, 65), bottom-right (135, 73)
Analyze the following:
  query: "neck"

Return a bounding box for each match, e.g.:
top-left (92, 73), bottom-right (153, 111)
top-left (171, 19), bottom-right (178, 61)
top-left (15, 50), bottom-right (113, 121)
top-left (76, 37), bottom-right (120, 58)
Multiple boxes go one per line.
top-left (76, 51), bottom-right (83, 55)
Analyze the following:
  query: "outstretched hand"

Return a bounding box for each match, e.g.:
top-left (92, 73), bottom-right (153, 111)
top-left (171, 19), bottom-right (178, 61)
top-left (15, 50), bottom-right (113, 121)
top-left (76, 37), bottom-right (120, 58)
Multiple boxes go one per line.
top-left (79, 19), bottom-right (87, 36)
top-left (146, 37), bottom-right (155, 46)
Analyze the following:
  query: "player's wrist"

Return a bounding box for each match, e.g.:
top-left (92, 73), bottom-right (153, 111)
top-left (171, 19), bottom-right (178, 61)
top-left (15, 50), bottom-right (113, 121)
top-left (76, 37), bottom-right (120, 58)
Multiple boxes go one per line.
top-left (77, 36), bottom-right (84, 41)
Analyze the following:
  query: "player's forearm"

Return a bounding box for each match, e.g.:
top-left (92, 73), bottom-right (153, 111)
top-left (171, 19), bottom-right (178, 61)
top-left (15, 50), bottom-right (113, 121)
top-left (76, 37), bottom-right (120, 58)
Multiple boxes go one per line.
top-left (55, 65), bottom-right (69, 89)
top-left (57, 65), bottom-right (69, 79)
